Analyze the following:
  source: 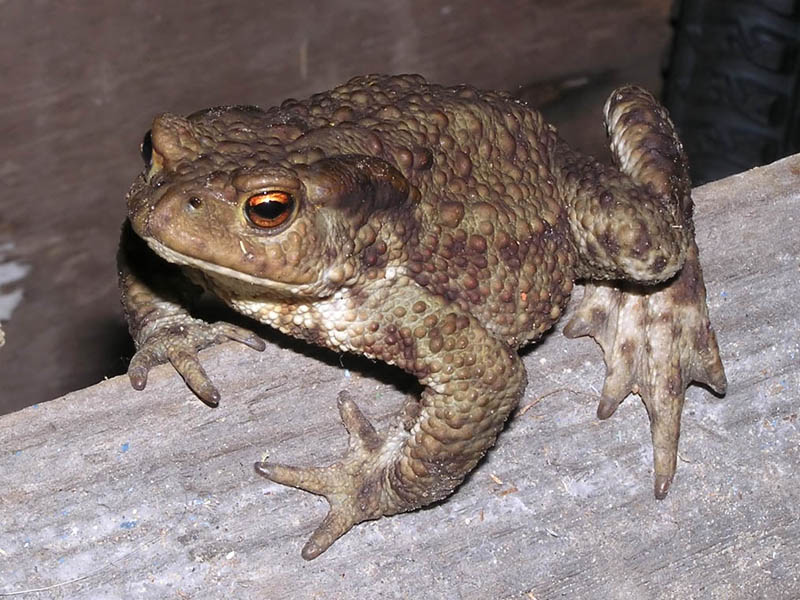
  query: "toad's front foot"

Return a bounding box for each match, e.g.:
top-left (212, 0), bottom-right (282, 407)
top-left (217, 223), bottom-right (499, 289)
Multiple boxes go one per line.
top-left (128, 317), bottom-right (265, 405)
top-left (565, 242), bottom-right (726, 498)
top-left (256, 391), bottom-right (407, 560)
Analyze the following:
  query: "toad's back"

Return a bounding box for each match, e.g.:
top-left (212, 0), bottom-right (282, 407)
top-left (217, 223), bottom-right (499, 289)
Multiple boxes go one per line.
top-left (266, 74), bottom-right (576, 345)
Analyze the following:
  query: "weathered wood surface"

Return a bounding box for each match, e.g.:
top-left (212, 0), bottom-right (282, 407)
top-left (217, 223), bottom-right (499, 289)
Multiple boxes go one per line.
top-left (1, 156), bottom-right (798, 598)
top-left (0, 0), bottom-right (671, 411)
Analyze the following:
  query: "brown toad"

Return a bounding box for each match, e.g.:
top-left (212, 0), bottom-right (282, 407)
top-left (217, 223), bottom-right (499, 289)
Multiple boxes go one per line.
top-left (119, 74), bottom-right (726, 559)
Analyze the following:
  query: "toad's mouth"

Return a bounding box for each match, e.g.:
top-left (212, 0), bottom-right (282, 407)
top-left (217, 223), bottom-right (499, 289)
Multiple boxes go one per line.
top-left (142, 235), bottom-right (320, 297)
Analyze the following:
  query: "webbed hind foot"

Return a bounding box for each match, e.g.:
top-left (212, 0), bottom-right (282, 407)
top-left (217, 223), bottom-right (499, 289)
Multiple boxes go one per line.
top-left (565, 242), bottom-right (725, 497)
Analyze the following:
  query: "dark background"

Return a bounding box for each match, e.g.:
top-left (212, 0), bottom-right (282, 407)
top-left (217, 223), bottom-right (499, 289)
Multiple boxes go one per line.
top-left (0, 0), bottom-right (674, 413)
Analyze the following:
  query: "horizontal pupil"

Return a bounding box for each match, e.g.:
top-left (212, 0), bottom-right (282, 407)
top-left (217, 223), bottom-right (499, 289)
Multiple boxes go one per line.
top-left (253, 200), bottom-right (286, 220)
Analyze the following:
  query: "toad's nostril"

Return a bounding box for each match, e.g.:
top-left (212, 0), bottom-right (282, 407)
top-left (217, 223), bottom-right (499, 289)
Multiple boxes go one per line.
top-left (188, 196), bottom-right (203, 210)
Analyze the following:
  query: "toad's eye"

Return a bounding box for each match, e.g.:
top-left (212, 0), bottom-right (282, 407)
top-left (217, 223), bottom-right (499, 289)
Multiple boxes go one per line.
top-left (245, 191), bottom-right (295, 229)
top-left (140, 130), bottom-right (153, 168)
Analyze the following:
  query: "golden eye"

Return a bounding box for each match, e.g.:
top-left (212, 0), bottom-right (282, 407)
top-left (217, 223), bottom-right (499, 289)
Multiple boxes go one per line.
top-left (245, 191), bottom-right (295, 229)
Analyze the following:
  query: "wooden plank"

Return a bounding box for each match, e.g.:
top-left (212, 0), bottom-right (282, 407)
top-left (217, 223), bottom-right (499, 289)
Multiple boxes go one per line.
top-left (1, 155), bottom-right (798, 598)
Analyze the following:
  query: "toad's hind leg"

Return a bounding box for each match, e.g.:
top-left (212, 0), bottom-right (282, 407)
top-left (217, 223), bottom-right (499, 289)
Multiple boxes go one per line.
top-left (562, 86), bottom-right (726, 498)
top-left (255, 290), bottom-right (526, 559)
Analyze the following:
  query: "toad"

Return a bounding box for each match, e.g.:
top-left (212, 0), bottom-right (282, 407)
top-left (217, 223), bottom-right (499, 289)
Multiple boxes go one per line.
top-left (119, 74), bottom-right (726, 559)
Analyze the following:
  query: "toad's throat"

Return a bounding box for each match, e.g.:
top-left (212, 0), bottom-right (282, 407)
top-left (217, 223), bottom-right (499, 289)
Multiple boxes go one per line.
top-left (142, 236), bottom-right (319, 298)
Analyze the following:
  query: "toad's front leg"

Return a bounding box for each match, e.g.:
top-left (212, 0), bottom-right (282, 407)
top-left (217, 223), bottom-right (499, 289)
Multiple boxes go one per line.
top-left (118, 221), bottom-right (265, 405)
top-left (256, 289), bottom-right (526, 559)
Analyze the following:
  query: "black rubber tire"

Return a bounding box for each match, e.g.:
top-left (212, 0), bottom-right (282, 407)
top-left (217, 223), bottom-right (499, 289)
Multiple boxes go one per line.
top-left (663, 0), bottom-right (800, 184)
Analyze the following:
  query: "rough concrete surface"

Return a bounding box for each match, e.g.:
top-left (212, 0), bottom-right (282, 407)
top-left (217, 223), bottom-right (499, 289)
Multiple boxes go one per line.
top-left (1, 155), bottom-right (798, 599)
